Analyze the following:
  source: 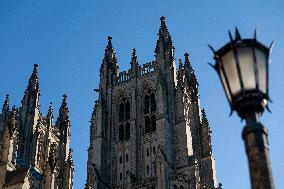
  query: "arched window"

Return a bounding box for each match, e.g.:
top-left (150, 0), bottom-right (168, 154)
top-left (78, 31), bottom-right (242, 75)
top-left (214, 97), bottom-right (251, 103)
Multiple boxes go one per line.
top-left (144, 92), bottom-right (157, 134)
top-left (151, 115), bottom-right (156, 132)
top-left (180, 186), bottom-right (184, 189)
top-left (173, 184), bottom-right (177, 189)
top-left (125, 101), bottom-right (130, 120)
top-left (118, 100), bottom-right (131, 142)
top-left (150, 93), bottom-right (156, 112)
top-left (144, 95), bottom-right (150, 114)
top-left (119, 103), bottom-right (124, 122)
top-left (145, 116), bottom-right (151, 133)
top-left (119, 124), bottom-right (124, 141)
top-left (125, 123), bottom-right (130, 140)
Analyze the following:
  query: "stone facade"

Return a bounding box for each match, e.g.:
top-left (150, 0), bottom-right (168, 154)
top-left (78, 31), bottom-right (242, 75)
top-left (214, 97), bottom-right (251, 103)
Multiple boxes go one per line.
top-left (0, 65), bottom-right (74, 189)
top-left (85, 17), bottom-right (222, 189)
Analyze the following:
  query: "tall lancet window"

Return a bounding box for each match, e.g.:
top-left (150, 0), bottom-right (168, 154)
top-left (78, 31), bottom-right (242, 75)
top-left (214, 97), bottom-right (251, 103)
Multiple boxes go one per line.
top-left (118, 99), bottom-right (131, 141)
top-left (144, 91), bottom-right (157, 134)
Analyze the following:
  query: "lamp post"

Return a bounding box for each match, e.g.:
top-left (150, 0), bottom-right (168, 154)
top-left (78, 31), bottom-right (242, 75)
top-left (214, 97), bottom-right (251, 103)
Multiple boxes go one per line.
top-left (209, 28), bottom-right (274, 189)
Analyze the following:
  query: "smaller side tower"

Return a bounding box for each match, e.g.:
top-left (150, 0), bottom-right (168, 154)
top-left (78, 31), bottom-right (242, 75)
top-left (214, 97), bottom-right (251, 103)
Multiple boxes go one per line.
top-left (200, 108), bottom-right (217, 189)
top-left (56, 95), bottom-right (74, 189)
top-left (0, 65), bottom-right (74, 189)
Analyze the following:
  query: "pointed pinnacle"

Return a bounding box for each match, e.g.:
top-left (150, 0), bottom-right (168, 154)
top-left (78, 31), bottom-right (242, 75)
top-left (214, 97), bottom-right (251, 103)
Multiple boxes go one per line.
top-left (132, 48), bottom-right (136, 56)
top-left (48, 102), bottom-right (54, 117)
top-left (62, 94), bottom-right (68, 108)
top-left (106, 36), bottom-right (113, 50)
top-left (28, 64), bottom-right (40, 91)
top-left (63, 94), bottom-right (67, 101)
top-left (184, 53), bottom-right (190, 62)
top-left (158, 16), bottom-right (168, 35)
top-left (108, 36), bottom-right (112, 43)
top-left (131, 48), bottom-right (137, 60)
top-left (235, 27), bottom-right (241, 40)
top-left (184, 53), bottom-right (191, 68)
top-left (160, 16), bottom-right (165, 23)
top-left (56, 94), bottom-right (70, 129)
top-left (31, 64), bottom-right (39, 79)
top-left (2, 94), bottom-right (10, 112)
top-left (59, 94), bottom-right (68, 112)
top-left (178, 59), bottom-right (183, 69)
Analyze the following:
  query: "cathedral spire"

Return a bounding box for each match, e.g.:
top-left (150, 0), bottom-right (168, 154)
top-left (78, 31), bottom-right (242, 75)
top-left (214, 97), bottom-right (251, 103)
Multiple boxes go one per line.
top-left (28, 64), bottom-right (40, 92)
top-left (200, 108), bottom-right (212, 157)
top-left (100, 36), bottom-right (119, 85)
top-left (157, 16), bottom-right (172, 44)
top-left (103, 36), bottom-right (117, 65)
top-left (130, 48), bottom-right (139, 78)
top-left (21, 64), bottom-right (40, 108)
top-left (155, 16), bottom-right (174, 59)
top-left (104, 36), bottom-right (114, 57)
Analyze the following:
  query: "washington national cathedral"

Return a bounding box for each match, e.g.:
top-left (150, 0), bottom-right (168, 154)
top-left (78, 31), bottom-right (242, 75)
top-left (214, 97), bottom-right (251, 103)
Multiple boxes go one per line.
top-left (0, 17), bottom-right (221, 189)
top-left (85, 17), bottom-right (221, 189)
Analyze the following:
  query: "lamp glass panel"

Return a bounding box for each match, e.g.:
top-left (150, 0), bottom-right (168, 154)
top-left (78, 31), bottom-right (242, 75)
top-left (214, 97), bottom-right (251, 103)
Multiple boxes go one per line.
top-left (221, 50), bottom-right (241, 96)
top-left (218, 63), bottom-right (232, 103)
top-left (237, 47), bottom-right (256, 90)
top-left (255, 49), bottom-right (267, 94)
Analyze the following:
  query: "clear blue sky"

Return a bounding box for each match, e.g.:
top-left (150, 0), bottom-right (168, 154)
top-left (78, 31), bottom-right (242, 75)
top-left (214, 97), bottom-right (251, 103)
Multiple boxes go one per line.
top-left (0, 1), bottom-right (283, 188)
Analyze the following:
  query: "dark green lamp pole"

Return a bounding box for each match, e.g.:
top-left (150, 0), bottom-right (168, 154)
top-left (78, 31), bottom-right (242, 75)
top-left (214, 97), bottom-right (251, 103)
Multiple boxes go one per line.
top-left (209, 29), bottom-right (274, 189)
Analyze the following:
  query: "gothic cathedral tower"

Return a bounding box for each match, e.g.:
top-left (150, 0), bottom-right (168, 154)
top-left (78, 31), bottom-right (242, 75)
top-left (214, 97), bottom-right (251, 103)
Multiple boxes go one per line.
top-left (0, 65), bottom-right (74, 189)
top-left (86, 17), bottom-right (222, 189)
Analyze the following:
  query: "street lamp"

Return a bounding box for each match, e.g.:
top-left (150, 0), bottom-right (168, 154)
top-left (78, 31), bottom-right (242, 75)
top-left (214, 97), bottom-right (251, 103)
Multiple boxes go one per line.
top-left (209, 28), bottom-right (274, 189)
